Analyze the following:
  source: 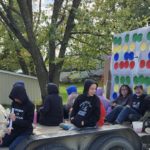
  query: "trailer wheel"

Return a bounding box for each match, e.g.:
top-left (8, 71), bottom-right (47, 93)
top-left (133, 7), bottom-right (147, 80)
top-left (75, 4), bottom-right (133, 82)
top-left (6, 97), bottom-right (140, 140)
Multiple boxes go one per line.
top-left (35, 143), bottom-right (71, 150)
top-left (89, 134), bottom-right (135, 150)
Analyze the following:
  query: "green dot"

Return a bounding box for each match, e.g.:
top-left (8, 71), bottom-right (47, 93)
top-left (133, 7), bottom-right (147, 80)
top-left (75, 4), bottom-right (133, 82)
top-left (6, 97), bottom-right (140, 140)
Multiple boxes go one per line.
top-left (133, 76), bottom-right (138, 84)
top-left (120, 76), bottom-right (125, 84)
top-left (115, 76), bottom-right (119, 84)
top-left (144, 77), bottom-right (150, 86)
top-left (132, 33), bottom-right (138, 42)
top-left (147, 32), bottom-right (150, 40)
top-left (139, 75), bottom-right (144, 84)
top-left (117, 37), bottom-right (122, 45)
top-left (137, 34), bottom-right (143, 42)
top-left (125, 34), bottom-right (129, 43)
top-left (125, 76), bottom-right (130, 84)
top-left (113, 37), bottom-right (118, 44)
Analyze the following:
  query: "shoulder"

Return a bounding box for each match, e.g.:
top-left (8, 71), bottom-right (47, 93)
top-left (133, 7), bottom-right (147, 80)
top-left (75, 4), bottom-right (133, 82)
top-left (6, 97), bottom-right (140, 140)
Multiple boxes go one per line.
top-left (95, 95), bottom-right (100, 101)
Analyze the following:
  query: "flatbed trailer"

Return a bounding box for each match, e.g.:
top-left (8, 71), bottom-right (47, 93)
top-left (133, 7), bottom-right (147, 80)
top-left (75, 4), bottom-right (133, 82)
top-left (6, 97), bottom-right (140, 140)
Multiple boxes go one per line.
top-left (7, 123), bottom-right (150, 150)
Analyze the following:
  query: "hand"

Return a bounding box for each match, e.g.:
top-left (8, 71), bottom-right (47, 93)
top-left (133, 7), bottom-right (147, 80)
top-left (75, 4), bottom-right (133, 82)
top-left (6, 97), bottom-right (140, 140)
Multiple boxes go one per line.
top-left (126, 105), bottom-right (130, 107)
top-left (113, 103), bottom-right (117, 107)
top-left (10, 113), bottom-right (16, 121)
top-left (69, 108), bottom-right (73, 112)
top-left (71, 117), bottom-right (74, 120)
top-left (7, 127), bottom-right (14, 135)
top-left (0, 137), bottom-right (2, 145)
top-left (81, 121), bottom-right (84, 126)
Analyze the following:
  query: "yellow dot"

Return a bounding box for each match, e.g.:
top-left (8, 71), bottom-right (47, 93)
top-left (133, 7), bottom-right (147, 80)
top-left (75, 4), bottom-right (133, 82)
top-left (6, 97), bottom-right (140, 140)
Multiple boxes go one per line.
top-left (113, 46), bottom-right (117, 54)
top-left (117, 45), bottom-right (121, 53)
top-left (140, 42), bottom-right (147, 52)
top-left (114, 84), bottom-right (119, 92)
top-left (132, 85), bottom-right (136, 93)
top-left (104, 85), bottom-right (106, 91)
top-left (129, 43), bottom-right (135, 51)
top-left (103, 93), bottom-right (105, 97)
top-left (120, 84), bottom-right (123, 88)
top-left (147, 87), bottom-right (150, 94)
top-left (141, 84), bottom-right (144, 90)
top-left (123, 44), bottom-right (128, 52)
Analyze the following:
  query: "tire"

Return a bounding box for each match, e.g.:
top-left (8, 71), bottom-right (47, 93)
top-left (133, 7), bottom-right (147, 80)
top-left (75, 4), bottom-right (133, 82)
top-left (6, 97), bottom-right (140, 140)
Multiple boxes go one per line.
top-left (89, 134), bottom-right (135, 150)
top-left (35, 143), bottom-right (71, 150)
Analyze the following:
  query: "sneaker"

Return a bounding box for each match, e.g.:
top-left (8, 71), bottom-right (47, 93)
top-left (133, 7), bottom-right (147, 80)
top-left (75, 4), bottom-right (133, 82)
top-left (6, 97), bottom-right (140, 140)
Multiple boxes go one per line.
top-left (59, 123), bottom-right (70, 130)
top-left (112, 121), bottom-right (119, 125)
top-left (145, 127), bottom-right (150, 134)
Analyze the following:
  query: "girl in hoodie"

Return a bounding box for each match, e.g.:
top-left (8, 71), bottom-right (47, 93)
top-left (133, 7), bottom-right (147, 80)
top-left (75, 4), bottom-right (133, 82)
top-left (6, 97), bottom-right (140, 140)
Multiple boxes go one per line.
top-left (0, 85), bottom-right (34, 150)
top-left (104, 84), bottom-right (133, 123)
top-left (60, 79), bottom-right (100, 130)
top-left (39, 83), bottom-right (63, 126)
top-left (0, 104), bottom-right (9, 146)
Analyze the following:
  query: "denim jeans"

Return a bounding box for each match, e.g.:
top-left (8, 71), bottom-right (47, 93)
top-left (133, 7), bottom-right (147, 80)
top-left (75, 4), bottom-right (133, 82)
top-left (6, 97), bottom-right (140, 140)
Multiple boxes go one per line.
top-left (63, 104), bottom-right (69, 119)
top-left (105, 105), bottom-right (124, 123)
top-left (116, 106), bottom-right (143, 124)
top-left (0, 134), bottom-right (28, 150)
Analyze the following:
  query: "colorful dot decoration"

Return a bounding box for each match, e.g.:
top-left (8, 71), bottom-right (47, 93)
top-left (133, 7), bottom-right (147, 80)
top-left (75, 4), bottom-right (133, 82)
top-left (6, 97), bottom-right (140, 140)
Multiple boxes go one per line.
top-left (113, 37), bottom-right (122, 45)
top-left (129, 52), bottom-right (134, 60)
top-left (146, 60), bottom-right (150, 69)
top-left (139, 60), bottom-right (145, 68)
top-left (132, 33), bottom-right (143, 42)
top-left (139, 75), bottom-right (145, 84)
top-left (113, 46), bottom-right (117, 54)
top-left (129, 61), bottom-right (135, 69)
top-left (124, 61), bottom-right (129, 68)
top-left (114, 62), bottom-right (118, 70)
top-left (140, 42), bottom-right (147, 51)
top-left (117, 45), bottom-right (121, 53)
top-left (125, 34), bottom-right (129, 43)
top-left (147, 87), bottom-right (150, 94)
top-left (123, 44), bottom-right (128, 52)
top-left (132, 76), bottom-right (150, 86)
top-left (114, 53), bottom-right (119, 61)
top-left (132, 85), bottom-right (136, 93)
top-left (114, 84), bottom-right (119, 92)
top-left (119, 61), bottom-right (124, 69)
top-left (115, 76), bottom-right (119, 84)
top-left (129, 43), bottom-right (135, 51)
top-left (133, 76), bottom-right (138, 85)
top-left (126, 76), bottom-right (130, 84)
top-left (113, 37), bottom-right (118, 44)
top-left (120, 76), bottom-right (125, 84)
top-left (114, 76), bottom-right (131, 85)
top-left (147, 32), bottom-right (150, 40)
top-left (124, 52), bottom-right (129, 60)
top-left (113, 92), bottom-right (117, 99)
top-left (148, 52), bottom-right (150, 60)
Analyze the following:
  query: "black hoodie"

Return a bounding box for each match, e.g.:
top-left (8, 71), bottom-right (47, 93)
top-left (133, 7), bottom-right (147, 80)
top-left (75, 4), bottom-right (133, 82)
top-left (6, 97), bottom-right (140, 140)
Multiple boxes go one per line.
top-left (40, 83), bottom-right (63, 126)
top-left (71, 79), bottom-right (100, 128)
top-left (9, 85), bottom-right (34, 136)
top-left (131, 94), bottom-right (147, 115)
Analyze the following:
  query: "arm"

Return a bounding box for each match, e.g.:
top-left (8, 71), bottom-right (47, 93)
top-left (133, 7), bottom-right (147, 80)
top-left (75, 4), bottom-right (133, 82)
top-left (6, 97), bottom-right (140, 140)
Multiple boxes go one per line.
top-left (126, 95), bottom-right (133, 106)
top-left (110, 97), bottom-right (118, 106)
top-left (70, 97), bottom-right (79, 118)
top-left (84, 99), bottom-right (100, 126)
top-left (66, 95), bottom-right (71, 110)
top-left (40, 97), bottom-right (50, 116)
top-left (133, 101), bottom-right (147, 115)
top-left (13, 103), bottom-right (34, 127)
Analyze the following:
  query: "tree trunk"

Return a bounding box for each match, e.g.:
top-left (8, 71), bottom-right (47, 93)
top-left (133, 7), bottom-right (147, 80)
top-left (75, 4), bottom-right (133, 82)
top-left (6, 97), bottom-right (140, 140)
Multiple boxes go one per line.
top-left (15, 48), bottom-right (29, 75)
top-left (29, 58), bottom-right (36, 76)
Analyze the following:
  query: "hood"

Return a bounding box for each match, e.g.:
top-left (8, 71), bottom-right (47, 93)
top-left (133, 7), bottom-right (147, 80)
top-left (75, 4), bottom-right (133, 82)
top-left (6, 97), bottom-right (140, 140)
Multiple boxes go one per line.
top-left (95, 87), bottom-right (103, 96)
top-left (47, 83), bottom-right (59, 95)
top-left (9, 85), bottom-right (28, 103)
top-left (13, 81), bottom-right (25, 88)
top-left (66, 86), bottom-right (77, 95)
top-left (83, 79), bottom-right (98, 95)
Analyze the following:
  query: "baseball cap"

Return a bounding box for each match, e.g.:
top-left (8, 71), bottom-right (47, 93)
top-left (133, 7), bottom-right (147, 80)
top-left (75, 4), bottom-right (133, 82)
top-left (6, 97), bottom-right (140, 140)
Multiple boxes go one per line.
top-left (134, 84), bottom-right (143, 90)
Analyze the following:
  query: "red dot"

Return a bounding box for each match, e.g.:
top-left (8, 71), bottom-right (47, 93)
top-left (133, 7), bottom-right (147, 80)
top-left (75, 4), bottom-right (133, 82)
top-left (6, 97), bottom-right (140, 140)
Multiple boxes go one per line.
top-left (146, 60), bottom-right (150, 69)
top-left (124, 61), bottom-right (129, 69)
top-left (114, 62), bottom-right (118, 70)
top-left (130, 61), bottom-right (135, 69)
top-left (119, 61), bottom-right (124, 69)
top-left (139, 60), bottom-right (145, 68)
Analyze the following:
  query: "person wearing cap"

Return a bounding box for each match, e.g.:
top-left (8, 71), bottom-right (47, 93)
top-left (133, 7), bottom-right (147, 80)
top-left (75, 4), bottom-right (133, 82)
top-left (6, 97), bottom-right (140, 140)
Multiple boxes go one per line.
top-left (63, 86), bottom-right (79, 119)
top-left (112, 84), bottom-right (147, 125)
top-left (104, 84), bottom-right (133, 123)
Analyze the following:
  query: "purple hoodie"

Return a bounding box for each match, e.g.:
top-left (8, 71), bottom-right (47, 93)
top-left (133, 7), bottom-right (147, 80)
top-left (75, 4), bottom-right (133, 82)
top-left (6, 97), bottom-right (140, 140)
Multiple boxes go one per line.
top-left (95, 87), bottom-right (111, 111)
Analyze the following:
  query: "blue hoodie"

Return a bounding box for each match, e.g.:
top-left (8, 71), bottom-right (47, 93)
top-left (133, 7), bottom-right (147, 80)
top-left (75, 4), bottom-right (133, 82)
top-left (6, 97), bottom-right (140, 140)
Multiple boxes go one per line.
top-left (9, 85), bottom-right (34, 136)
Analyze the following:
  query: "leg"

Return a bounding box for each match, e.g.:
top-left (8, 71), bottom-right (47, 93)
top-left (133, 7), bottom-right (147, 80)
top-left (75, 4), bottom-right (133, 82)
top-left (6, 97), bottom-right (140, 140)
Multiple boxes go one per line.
top-left (63, 104), bottom-right (69, 119)
top-left (129, 114), bottom-right (141, 123)
top-left (104, 105), bottom-right (124, 123)
top-left (116, 107), bottom-right (142, 124)
top-left (68, 124), bottom-right (81, 131)
top-left (0, 134), bottom-right (16, 147)
top-left (9, 135), bottom-right (28, 150)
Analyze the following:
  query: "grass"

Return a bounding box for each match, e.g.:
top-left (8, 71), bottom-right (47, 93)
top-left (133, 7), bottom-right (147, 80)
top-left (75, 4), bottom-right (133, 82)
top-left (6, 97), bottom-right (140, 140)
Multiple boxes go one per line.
top-left (3, 79), bottom-right (102, 109)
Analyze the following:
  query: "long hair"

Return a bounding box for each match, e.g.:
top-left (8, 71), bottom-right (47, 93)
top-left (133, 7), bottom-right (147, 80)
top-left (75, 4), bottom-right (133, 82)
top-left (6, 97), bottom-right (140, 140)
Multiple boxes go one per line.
top-left (119, 84), bottom-right (132, 97)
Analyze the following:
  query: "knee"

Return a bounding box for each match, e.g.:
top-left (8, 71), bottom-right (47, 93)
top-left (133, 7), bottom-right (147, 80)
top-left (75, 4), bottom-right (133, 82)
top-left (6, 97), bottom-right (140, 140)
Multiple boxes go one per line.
top-left (115, 105), bottom-right (124, 110)
top-left (123, 106), bottom-right (130, 111)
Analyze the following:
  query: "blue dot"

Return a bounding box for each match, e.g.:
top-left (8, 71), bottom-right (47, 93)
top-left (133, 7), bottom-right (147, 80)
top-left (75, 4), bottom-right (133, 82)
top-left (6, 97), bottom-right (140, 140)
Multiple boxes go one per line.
top-left (129, 52), bottom-right (134, 60)
top-left (124, 52), bottom-right (129, 60)
top-left (114, 53), bottom-right (119, 61)
top-left (113, 92), bottom-right (117, 99)
top-left (148, 52), bottom-right (150, 60)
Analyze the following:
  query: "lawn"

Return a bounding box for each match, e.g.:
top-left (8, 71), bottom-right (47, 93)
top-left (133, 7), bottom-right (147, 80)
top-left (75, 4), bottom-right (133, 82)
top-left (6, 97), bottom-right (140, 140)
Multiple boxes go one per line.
top-left (3, 79), bottom-right (102, 109)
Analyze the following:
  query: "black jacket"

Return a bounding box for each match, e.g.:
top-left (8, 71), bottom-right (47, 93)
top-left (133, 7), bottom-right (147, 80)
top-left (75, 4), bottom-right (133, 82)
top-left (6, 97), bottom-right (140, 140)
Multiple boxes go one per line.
top-left (9, 85), bottom-right (34, 136)
top-left (131, 94), bottom-right (147, 115)
top-left (71, 79), bottom-right (100, 128)
top-left (40, 83), bottom-right (63, 126)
